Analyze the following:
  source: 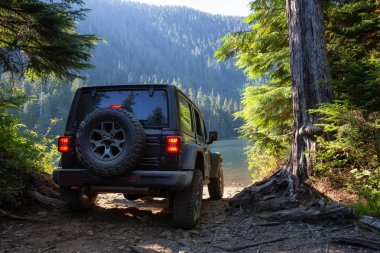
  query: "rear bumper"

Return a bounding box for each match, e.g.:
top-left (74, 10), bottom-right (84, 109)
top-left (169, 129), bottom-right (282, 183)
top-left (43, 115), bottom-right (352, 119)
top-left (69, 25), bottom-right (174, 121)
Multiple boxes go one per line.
top-left (53, 169), bottom-right (193, 191)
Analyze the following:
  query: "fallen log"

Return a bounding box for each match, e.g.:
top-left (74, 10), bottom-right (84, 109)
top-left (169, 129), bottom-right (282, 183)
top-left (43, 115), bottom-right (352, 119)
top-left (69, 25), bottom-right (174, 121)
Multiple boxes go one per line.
top-left (359, 215), bottom-right (380, 233)
top-left (216, 236), bottom-right (289, 252)
top-left (28, 190), bottom-right (65, 208)
top-left (257, 204), bottom-right (353, 222)
top-left (332, 237), bottom-right (380, 251)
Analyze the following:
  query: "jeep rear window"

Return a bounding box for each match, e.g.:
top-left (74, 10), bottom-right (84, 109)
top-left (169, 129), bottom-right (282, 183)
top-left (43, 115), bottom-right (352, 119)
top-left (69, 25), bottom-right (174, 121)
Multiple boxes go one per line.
top-left (74, 89), bottom-right (169, 129)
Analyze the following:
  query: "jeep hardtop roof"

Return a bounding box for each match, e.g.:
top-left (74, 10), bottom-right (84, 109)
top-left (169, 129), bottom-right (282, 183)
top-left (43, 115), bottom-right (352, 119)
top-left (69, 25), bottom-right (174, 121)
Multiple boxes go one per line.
top-left (79, 84), bottom-right (171, 91)
top-left (77, 84), bottom-right (204, 116)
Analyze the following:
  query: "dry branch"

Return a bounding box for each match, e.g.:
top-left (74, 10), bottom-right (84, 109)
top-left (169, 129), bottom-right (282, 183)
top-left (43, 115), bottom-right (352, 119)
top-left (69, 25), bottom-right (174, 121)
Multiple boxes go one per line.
top-left (130, 245), bottom-right (155, 253)
top-left (252, 221), bottom-right (281, 227)
top-left (359, 215), bottom-right (380, 233)
top-left (0, 208), bottom-right (44, 222)
top-left (38, 246), bottom-right (56, 253)
top-left (332, 237), bottom-right (380, 251)
top-left (216, 236), bottom-right (289, 252)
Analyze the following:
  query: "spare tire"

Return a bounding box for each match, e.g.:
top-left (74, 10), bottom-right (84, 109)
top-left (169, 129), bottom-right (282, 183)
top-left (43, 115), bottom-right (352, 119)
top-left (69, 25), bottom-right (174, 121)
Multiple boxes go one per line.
top-left (76, 107), bottom-right (145, 177)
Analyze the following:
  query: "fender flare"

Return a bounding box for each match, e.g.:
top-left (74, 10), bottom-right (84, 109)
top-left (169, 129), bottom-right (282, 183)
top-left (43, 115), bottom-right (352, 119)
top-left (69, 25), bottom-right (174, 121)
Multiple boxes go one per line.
top-left (210, 152), bottom-right (222, 179)
top-left (182, 144), bottom-right (204, 173)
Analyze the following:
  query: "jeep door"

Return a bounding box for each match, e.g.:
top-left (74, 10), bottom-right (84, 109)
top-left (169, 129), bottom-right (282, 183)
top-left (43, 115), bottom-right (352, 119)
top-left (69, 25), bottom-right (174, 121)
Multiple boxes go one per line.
top-left (193, 107), bottom-right (211, 181)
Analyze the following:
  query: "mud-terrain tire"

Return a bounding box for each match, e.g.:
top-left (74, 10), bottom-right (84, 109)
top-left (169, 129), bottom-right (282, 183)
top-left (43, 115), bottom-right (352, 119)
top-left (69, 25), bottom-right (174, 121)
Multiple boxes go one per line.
top-left (76, 108), bottom-right (145, 177)
top-left (172, 170), bottom-right (203, 229)
top-left (208, 166), bottom-right (224, 199)
top-left (60, 187), bottom-right (97, 212)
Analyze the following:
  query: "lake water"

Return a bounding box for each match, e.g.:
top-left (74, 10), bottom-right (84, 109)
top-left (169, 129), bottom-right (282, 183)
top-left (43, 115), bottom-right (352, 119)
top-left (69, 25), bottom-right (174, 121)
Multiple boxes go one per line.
top-left (210, 139), bottom-right (252, 186)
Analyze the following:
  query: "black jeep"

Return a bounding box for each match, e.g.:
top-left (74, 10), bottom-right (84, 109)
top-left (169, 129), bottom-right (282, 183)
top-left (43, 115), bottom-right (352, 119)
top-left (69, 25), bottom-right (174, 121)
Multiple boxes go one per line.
top-left (53, 84), bottom-right (224, 229)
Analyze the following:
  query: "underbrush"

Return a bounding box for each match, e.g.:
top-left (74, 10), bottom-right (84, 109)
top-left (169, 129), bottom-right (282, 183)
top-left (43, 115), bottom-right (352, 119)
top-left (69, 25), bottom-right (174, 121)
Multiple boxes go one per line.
top-left (236, 85), bottom-right (292, 181)
top-left (311, 102), bottom-right (380, 217)
top-left (0, 84), bottom-right (59, 208)
top-left (244, 102), bottom-right (380, 217)
top-left (0, 116), bottom-right (59, 208)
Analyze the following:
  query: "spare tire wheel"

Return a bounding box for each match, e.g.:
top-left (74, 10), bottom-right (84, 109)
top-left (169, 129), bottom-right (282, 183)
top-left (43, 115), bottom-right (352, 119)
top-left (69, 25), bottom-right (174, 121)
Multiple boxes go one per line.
top-left (76, 107), bottom-right (145, 177)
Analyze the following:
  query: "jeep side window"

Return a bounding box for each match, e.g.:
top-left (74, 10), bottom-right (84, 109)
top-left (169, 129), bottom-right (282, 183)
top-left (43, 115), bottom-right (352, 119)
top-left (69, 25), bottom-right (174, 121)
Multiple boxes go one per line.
top-left (194, 109), bottom-right (204, 139)
top-left (202, 119), bottom-right (208, 140)
top-left (178, 95), bottom-right (193, 134)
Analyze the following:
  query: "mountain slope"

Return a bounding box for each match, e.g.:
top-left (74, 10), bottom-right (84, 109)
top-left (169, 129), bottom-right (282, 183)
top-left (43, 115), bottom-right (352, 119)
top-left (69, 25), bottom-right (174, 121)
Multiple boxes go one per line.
top-left (78, 0), bottom-right (247, 98)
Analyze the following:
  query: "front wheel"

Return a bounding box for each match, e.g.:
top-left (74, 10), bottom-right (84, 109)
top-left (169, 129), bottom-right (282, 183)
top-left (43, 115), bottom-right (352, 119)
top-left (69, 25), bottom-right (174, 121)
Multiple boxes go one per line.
top-left (60, 187), bottom-right (98, 212)
top-left (208, 166), bottom-right (224, 200)
top-left (172, 170), bottom-right (203, 229)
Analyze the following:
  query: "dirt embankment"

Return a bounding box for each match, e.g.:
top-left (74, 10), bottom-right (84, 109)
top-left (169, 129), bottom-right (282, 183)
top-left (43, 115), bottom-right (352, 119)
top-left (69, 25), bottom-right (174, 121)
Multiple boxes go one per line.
top-left (1, 185), bottom-right (379, 253)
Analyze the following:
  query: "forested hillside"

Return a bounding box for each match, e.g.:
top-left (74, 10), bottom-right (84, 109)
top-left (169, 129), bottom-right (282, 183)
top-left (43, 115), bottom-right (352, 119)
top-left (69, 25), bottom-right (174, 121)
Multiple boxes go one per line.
top-left (78, 0), bottom-right (248, 99)
top-left (4, 1), bottom-right (247, 140)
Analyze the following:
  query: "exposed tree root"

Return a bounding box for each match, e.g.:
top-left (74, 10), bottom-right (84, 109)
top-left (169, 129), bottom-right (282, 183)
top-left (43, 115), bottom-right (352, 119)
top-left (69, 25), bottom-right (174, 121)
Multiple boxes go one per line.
top-left (257, 204), bottom-right (353, 222)
top-left (229, 168), bottom-right (294, 213)
top-left (255, 197), bottom-right (299, 213)
top-left (229, 168), bottom-right (354, 223)
top-left (28, 190), bottom-right (65, 208)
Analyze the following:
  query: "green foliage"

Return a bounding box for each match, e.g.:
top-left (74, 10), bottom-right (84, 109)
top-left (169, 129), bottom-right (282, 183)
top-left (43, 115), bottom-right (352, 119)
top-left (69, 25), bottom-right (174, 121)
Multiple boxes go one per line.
top-left (215, 0), bottom-right (292, 179)
top-left (0, 0), bottom-right (102, 80)
top-left (215, 0), bottom-right (289, 83)
top-left (311, 102), bottom-right (380, 216)
top-left (350, 168), bottom-right (380, 217)
top-left (326, 0), bottom-right (380, 112)
top-left (312, 103), bottom-right (380, 174)
top-left (0, 84), bottom-right (58, 206)
top-left (215, 0), bottom-right (380, 186)
top-left (0, 80), bottom-right (30, 114)
top-left (235, 85), bottom-right (292, 178)
top-left (0, 0), bottom-right (99, 207)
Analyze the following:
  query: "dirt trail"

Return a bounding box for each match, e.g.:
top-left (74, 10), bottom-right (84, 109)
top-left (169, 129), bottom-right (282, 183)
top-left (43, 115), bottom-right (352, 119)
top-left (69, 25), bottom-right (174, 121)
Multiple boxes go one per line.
top-left (1, 186), bottom-right (378, 253)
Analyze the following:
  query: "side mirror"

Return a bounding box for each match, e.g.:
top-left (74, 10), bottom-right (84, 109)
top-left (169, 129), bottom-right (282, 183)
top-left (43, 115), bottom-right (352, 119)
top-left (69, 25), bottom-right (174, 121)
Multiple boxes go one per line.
top-left (208, 131), bottom-right (218, 144)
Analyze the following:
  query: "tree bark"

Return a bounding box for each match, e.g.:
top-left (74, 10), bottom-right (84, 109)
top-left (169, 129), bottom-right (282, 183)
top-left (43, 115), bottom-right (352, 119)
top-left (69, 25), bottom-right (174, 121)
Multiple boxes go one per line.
top-left (286, 0), bottom-right (333, 179)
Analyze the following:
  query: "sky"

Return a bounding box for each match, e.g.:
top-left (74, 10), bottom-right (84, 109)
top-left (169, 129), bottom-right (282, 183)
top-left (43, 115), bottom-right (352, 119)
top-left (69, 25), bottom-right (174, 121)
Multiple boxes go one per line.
top-left (126, 0), bottom-right (252, 17)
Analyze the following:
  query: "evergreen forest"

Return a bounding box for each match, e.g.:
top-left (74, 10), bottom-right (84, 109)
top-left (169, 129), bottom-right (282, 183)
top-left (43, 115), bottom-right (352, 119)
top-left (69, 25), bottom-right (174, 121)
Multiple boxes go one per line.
top-left (0, 0), bottom-right (379, 220)
top-left (216, 0), bottom-right (380, 216)
top-left (2, 0), bottom-right (245, 141)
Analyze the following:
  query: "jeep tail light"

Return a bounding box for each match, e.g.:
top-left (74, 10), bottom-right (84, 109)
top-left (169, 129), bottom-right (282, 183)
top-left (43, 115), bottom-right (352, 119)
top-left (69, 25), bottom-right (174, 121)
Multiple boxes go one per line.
top-left (58, 136), bottom-right (71, 153)
top-left (166, 136), bottom-right (180, 154)
top-left (110, 104), bottom-right (123, 109)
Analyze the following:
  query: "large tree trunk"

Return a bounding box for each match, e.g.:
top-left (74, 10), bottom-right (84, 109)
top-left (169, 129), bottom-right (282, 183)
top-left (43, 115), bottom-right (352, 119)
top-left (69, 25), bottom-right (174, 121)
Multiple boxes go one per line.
top-left (286, 0), bottom-right (333, 179)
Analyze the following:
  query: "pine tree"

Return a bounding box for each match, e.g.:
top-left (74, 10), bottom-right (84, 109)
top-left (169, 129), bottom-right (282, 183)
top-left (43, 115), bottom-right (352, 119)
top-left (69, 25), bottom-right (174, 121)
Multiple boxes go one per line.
top-left (0, 0), bottom-right (102, 80)
top-left (286, 0), bottom-right (333, 178)
top-left (216, 0), bottom-right (380, 181)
